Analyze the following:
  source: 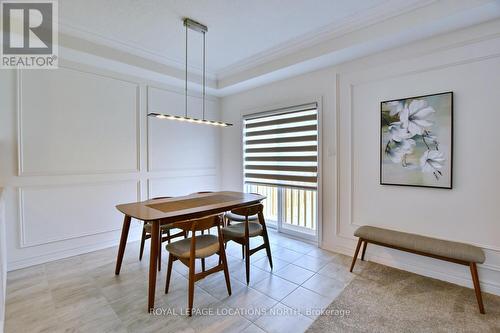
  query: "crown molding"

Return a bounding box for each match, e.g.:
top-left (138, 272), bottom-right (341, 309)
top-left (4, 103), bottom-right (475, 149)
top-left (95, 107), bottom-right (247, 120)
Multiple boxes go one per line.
top-left (215, 0), bottom-right (437, 80)
top-left (56, 0), bottom-right (500, 97)
top-left (215, 0), bottom-right (500, 94)
top-left (58, 20), bottom-right (218, 80)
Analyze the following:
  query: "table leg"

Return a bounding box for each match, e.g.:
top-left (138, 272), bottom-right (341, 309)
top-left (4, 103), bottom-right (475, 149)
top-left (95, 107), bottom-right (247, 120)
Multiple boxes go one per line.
top-left (115, 215), bottom-right (132, 275)
top-left (148, 220), bottom-right (159, 312)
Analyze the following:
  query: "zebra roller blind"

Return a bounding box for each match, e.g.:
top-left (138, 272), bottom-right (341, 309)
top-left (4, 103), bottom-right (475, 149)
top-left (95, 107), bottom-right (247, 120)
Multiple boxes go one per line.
top-left (243, 103), bottom-right (318, 190)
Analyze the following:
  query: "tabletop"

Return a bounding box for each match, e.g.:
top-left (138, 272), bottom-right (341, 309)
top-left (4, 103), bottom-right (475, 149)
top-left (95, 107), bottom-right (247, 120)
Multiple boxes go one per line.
top-left (116, 191), bottom-right (265, 221)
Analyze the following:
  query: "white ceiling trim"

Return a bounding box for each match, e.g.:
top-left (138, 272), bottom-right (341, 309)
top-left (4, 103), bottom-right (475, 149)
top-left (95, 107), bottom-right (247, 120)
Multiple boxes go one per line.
top-left (215, 0), bottom-right (437, 79)
top-left (59, 20), bottom-right (218, 80)
top-left (57, 0), bottom-right (500, 97)
top-left (58, 0), bottom-right (435, 82)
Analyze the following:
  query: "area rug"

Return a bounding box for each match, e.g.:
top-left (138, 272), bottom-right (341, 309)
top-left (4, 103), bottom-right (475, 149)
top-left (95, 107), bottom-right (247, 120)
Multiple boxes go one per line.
top-left (306, 262), bottom-right (500, 333)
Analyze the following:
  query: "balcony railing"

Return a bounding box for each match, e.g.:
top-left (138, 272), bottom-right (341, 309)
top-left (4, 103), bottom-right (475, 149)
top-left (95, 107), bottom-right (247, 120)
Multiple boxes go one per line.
top-left (245, 184), bottom-right (317, 233)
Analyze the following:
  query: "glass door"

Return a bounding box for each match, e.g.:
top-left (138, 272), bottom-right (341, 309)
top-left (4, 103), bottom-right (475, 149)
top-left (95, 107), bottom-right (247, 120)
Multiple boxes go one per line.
top-left (245, 184), bottom-right (318, 241)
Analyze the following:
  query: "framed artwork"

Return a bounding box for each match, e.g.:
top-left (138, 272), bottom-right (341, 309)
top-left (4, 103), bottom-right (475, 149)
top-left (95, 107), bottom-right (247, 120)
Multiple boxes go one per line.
top-left (380, 92), bottom-right (453, 189)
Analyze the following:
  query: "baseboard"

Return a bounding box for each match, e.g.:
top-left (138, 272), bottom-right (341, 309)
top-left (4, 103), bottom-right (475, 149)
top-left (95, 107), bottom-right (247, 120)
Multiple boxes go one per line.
top-left (328, 243), bottom-right (500, 296)
top-left (7, 231), bottom-right (142, 271)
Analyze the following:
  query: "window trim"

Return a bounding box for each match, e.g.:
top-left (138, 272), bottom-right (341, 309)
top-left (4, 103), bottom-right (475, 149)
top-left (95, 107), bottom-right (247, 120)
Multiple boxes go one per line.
top-left (240, 98), bottom-right (323, 244)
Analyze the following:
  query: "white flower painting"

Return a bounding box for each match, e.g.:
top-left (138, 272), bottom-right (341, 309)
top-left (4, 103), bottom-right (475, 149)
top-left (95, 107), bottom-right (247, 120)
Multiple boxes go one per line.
top-left (381, 92), bottom-right (453, 188)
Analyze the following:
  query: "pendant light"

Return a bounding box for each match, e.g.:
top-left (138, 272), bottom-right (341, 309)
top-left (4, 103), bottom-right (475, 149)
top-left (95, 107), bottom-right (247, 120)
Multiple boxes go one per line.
top-left (148, 18), bottom-right (232, 127)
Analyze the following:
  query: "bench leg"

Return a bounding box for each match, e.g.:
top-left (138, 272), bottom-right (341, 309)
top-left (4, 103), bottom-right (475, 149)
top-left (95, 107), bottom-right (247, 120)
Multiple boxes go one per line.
top-left (349, 238), bottom-right (363, 273)
top-left (361, 241), bottom-right (368, 261)
top-left (470, 262), bottom-right (485, 314)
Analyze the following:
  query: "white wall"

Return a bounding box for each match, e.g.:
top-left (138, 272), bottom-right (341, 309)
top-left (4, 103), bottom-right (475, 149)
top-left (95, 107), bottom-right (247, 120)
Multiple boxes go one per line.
top-left (0, 189), bottom-right (6, 333)
top-left (0, 58), bottom-right (222, 270)
top-left (221, 19), bottom-right (500, 295)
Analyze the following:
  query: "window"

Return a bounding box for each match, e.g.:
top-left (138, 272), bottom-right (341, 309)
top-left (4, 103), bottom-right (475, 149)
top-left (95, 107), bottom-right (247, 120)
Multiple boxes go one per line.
top-left (243, 103), bottom-right (319, 239)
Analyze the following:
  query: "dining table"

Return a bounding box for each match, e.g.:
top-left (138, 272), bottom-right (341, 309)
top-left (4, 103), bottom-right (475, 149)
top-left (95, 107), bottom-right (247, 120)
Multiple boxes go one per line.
top-left (114, 191), bottom-right (266, 311)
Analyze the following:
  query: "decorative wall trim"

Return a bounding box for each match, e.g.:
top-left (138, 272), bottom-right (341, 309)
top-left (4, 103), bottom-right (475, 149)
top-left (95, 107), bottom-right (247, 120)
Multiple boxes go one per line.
top-left (17, 180), bottom-right (141, 248)
top-left (336, 47), bottom-right (500, 250)
top-left (146, 172), bottom-right (218, 199)
top-left (17, 64), bottom-right (142, 177)
top-left (7, 227), bottom-right (142, 271)
top-left (334, 37), bottom-right (500, 283)
top-left (146, 85), bottom-right (220, 173)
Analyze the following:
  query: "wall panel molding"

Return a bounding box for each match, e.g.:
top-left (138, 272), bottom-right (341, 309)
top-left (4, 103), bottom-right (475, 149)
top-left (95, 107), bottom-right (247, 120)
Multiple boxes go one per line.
top-left (334, 35), bottom-right (500, 288)
top-left (146, 85), bottom-right (221, 173)
top-left (147, 173), bottom-right (218, 199)
top-left (17, 180), bottom-right (141, 248)
top-left (337, 52), bottom-right (500, 253)
top-left (17, 65), bottom-right (141, 176)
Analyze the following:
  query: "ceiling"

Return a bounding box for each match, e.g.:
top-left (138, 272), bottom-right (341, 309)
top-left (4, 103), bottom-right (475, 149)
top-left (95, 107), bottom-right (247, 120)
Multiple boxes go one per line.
top-left (59, 0), bottom-right (424, 74)
top-left (58, 0), bottom-right (500, 95)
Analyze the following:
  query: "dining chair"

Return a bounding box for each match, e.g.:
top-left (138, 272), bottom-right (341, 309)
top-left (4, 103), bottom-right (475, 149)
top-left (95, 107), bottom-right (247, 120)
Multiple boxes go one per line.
top-left (190, 191), bottom-right (217, 271)
top-left (222, 203), bottom-right (273, 284)
top-left (140, 196), bottom-right (187, 271)
top-left (164, 215), bottom-right (231, 316)
top-left (224, 192), bottom-right (260, 225)
top-left (224, 192), bottom-right (260, 259)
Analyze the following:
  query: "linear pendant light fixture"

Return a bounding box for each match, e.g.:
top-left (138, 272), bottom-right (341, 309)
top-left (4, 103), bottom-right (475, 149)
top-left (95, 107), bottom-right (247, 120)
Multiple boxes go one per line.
top-left (148, 18), bottom-right (232, 127)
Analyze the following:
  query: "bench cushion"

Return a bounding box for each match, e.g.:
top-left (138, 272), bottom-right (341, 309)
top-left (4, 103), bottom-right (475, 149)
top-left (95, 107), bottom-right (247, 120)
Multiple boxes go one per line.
top-left (354, 225), bottom-right (485, 264)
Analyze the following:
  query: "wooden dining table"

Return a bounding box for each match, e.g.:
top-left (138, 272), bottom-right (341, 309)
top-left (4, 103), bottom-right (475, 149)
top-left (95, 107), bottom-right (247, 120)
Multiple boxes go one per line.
top-left (114, 191), bottom-right (265, 311)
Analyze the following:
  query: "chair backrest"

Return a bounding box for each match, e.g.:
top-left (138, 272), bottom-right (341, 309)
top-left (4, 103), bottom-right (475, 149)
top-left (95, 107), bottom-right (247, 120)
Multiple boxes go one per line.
top-left (171, 215), bottom-right (222, 233)
top-left (231, 204), bottom-right (263, 217)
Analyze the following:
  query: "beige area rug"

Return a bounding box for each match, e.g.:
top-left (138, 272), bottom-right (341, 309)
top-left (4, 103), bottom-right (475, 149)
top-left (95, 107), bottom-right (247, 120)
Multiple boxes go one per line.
top-left (307, 262), bottom-right (500, 333)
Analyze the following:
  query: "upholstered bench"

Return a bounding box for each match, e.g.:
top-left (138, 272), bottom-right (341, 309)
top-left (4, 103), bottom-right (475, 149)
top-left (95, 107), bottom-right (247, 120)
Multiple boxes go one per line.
top-left (350, 225), bottom-right (486, 314)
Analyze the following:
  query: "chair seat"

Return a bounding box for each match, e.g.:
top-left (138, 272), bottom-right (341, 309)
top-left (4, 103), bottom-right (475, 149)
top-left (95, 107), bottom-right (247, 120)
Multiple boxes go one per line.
top-left (222, 222), bottom-right (263, 238)
top-left (144, 222), bottom-right (174, 233)
top-left (225, 212), bottom-right (259, 222)
top-left (166, 235), bottom-right (220, 259)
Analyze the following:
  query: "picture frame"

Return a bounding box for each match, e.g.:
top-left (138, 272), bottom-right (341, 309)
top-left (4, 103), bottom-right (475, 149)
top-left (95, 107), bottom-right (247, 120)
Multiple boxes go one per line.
top-left (380, 91), bottom-right (453, 189)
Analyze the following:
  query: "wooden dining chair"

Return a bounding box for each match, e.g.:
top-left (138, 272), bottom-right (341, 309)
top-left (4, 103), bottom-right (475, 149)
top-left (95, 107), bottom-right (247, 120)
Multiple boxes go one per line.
top-left (222, 203), bottom-right (273, 284)
top-left (224, 192), bottom-right (260, 225)
top-left (139, 196), bottom-right (187, 271)
top-left (164, 215), bottom-right (231, 316)
top-left (190, 191), bottom-right (217, 271)
top-left (224, 193), bottom-right (260, 258)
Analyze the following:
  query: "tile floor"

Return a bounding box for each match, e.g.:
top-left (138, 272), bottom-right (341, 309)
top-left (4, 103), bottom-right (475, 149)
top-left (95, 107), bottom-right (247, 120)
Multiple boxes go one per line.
top-left (5, 229), bottom-right (362, 333)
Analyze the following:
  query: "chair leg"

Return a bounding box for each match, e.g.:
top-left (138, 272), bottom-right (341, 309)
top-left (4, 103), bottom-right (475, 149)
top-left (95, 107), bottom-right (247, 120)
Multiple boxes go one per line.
top-left (220, 250), bottom-right (232, 296)
top-left (470, 262), bottom-right (485, 314)
top-left (158, 233), bottom-right (162, 271)
top-left (167, 229), bottom-right (171, 244)
top-left (349, 238), bottom-right (363, 273)
top-left (259, 212), bottom-right (273, 270)
top-left (165, 254), bottom-right (174, 294)
top-left (139, 227), bottom-right (146, 261)
top-left (241, 244), bottom-right (245, 259)
top-left (201, 258), bottom-right (206, 272)
top-left (245, 239), bottom-right (251, 285)
top-left (188, 258), bottom-right (195, 317)
top-left (361, 241), bottom-right (368, 261)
